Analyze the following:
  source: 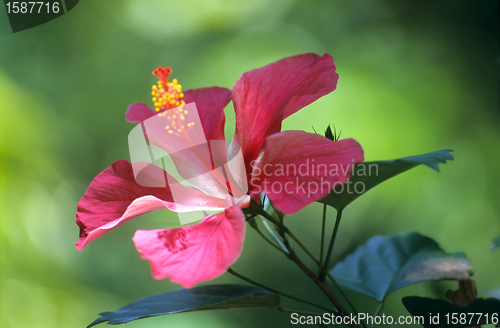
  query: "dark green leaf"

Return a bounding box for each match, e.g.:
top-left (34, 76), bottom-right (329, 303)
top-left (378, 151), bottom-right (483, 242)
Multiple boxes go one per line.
top-left (491, 235), bottom-right (500, 252)
top-left (402, 296), bottom-right (500, 328)
top-left (320, 149), bottom-right (453, 211)
top-left (329, 232), bottom-right (468, 301)
top-left (87, 284), bottom-right (280, 327)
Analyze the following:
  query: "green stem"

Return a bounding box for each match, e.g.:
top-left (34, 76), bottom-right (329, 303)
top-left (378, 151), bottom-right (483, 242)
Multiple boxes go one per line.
top-left (326, 272), bottom-right (367, 328)
top-left (319, 204), bottom-right (327, 275)
top-left (227, 268), bottom-right (334, 313)
top-left (253, 205), bottom-right (363, 328)
top-left (260, 217), bottom-right (288, 253)
top-left (319, 209), bottom-right (342, 281)
top-left (277, 232), bottom-right (361, 328)
top-left (370, 302), bottom-right (384, 328)
top-left (258, 210), bottom-right (317, 261)
top-left (249, 219), bottom-right (289, 255)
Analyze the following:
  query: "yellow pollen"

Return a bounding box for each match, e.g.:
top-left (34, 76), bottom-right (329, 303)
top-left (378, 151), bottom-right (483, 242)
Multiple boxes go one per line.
top-left (150, 67), bottom-right (196, 136)
top-left (151, 67), bottom-right (186, 112)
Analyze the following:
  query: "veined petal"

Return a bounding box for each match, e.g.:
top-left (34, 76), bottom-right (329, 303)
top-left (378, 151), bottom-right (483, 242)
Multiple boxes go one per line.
top-left (76, 160), bottom-right (228, 250)
top-left (183, 87), bottom-right (231, 141)
top-left (132, 206), bottom-right (246, 288)
top-left (231, 53), bottom-right (338, 167)
top-left (249, 131), bottom-right (364, 214)
top-left (126, 86), bottom-right (231, 142)
top-left (126, 87), bottom-right (232, 199)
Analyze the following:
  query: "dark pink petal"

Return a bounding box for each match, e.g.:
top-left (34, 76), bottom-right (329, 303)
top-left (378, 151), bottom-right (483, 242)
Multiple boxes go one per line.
top-left (132, 206), bottom-right (246, 288)
top-left (183, 87), bottom-right (231, 141)
top-left (126, 87), bottom-right (231, 197)
top-left (126, 86), bottom-right (231, 141)
top-left (249, 131), bottom-right (364, 214)
top-left (231, 53), bottom-right (339, 167)
top-left (76, 160), bottom-right (229, 250)
top-left (136, 103), bottom-right (230, 199)
top-left (126, 102), bottom-right (157, 124)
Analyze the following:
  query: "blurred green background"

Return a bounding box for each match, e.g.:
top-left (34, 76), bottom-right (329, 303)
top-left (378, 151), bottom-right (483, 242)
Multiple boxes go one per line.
top-left (1, 1), bottom-right (499, 327)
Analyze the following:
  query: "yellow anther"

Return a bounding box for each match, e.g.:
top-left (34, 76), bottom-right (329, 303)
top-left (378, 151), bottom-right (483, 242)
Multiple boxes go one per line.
top-left (151, 67), bottom-right (185, 112)
top-left (149, 68), bottom-right (196, 136)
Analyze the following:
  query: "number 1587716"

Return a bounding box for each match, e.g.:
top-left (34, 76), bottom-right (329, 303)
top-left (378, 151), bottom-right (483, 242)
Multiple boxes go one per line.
top-left (5, 2), bottom-right (60, 14)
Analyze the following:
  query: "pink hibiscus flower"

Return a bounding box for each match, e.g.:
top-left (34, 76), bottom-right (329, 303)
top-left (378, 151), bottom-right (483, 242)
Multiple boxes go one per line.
top-left (75, 53), bottom-right (364, 288)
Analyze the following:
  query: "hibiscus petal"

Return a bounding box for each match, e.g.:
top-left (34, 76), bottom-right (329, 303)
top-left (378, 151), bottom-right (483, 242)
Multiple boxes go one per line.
top-left (132, 206), bottom-right (246, 288)
top-left (183, 86), bottom-right (231, 141)
top-left (126, 102), bottom-right (157, 125)
top-left (76, 160), bottom-right (229, 250)
top-left (126, 86), bottom-right (231, 141)
top-left (183, 87), bottom-right (231, 189)
top-left (249, 131), bottom-right (364, 214)
top-left (231, 53), bottom-right (339, 166)
top-left (127, 88), bottom-right (232, 198)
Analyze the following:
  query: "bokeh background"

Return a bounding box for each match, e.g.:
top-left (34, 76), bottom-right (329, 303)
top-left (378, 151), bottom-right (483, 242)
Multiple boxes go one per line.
top-left (1, 1), bottom-right (499, 327)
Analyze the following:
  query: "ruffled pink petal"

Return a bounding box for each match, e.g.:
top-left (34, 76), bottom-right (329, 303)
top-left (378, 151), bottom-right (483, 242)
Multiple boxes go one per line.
top-left (76, 160), bottom-right (229, 250)
top-left (231, 53), bottom-right (339, 167)
top-left (126, 87), bottom-right (232, 199)
top-left (249, 131), bottom-right (364, 214)
top-left (126, 86), bottom-right (231, 141)
top-left (126, 102), bottom-right (157, 125)
top-left (132, 206), bottom-right (246, 288)
top-left (134, 103), bottom-right (229, 199)
top-left (183, 87), bottom-right (231, 141)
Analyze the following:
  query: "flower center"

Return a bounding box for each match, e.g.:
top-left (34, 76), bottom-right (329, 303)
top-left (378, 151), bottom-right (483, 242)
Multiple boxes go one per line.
top-left (151, 67), bottom-right (194, 136)
top-left (151, 67), bottom-right (185, 112)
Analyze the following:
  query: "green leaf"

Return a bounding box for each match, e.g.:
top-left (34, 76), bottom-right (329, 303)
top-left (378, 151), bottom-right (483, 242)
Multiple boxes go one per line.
top-left (491, 235), bottom-right (500, 252)
top-left (87, 284), bottom-right (280, 327)
top-left (320, 149), bottom-right (453, 211)
top-left (329, 232), bottom-right (469, 301)
top-left (402, 296), bottom-right (500, 328)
